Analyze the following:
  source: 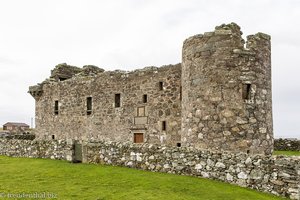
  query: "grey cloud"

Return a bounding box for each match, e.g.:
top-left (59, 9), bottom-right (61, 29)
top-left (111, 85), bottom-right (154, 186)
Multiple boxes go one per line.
top-left (0, 0), bottom-right (299, 138)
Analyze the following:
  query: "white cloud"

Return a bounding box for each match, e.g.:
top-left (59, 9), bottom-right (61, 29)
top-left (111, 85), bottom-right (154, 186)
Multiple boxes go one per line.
top-left (0, 0), bottom-right (299, 138)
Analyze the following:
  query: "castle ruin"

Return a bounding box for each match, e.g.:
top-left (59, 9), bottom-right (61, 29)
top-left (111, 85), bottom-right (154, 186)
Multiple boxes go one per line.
top-left (29, 23), bottom-right (273, 155)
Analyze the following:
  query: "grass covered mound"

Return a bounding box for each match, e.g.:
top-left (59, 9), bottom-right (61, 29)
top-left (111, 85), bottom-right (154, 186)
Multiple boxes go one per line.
top-left (0, 156), bottom-right (284, 200)
top-left (273, 150), bottom-right (300, 156)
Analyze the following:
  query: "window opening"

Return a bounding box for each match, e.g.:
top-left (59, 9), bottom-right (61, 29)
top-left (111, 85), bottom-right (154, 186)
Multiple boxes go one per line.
top-left (54, 101), bottom-right (59, 115)
top-left (162, 121), bottom-right (166, 131)
top-left (143, 94), bottom-right (148, 103)
top-left (115, 93), bottom-right (121, 107)
top-left (242, 84), bottom-right (251, 100)
top-left (159, 81), bottom-right (163, 90)
top-left (87, 97), bottom-right (92, 115)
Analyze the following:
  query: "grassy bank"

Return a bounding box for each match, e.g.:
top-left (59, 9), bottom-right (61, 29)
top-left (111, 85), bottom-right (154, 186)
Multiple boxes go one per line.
top-left (0, 156), bottom-right (284, 200)
top-left (273, 150), bottom-right (300, 156)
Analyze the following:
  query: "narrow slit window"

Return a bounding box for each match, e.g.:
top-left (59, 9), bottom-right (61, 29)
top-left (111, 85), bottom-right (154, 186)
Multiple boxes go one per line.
top-left (54, 100), bottom-right (59, 115)
top-left (87, 97), bottom-right (92, 115)
top-left (115, 93), bottom-right (121, 108)
top-left (162, 121), bottom-right (166, 131)
top-left (159, 81), bottom-right (163, 90)
top-left (52, 135), bottom-right (55, 140)
top-left (242, 84), bottom-right (251, 100)
top-left (143, 94), bottom-right (148, 103)
top-left (180, 86), bottom-right (182, 101)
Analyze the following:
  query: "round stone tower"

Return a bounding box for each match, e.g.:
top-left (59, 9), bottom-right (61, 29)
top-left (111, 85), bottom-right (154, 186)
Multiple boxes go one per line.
top-left (181, 23), bottom-right (273, 155)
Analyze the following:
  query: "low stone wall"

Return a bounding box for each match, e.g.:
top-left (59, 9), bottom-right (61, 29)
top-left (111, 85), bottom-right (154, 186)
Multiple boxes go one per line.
top-left (274, 139), bottom-right (300, 151)
top-left (0, 139), bottom-right (299, 199)
top-left (83, 141), bottom-right (300, 200)
top-left (0, 134), bottom-right (36, 140)
top-left (0, 139), bottom-right (73, 161)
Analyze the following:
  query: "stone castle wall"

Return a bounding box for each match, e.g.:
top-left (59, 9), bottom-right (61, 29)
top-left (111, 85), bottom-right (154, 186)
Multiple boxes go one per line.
top-left (29, 23), bottom-right (273, 155)
top-left (274, 139), bottom-right (300, 151)
top-left (30, 64), bottom-right (182, 146)
top-left (181, 23), bottom-right (273, 155)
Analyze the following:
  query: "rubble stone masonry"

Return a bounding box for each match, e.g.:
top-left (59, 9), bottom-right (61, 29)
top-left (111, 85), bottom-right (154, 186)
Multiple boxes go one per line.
top-left (274, 139), bottom-right (300, 151)
top-left (0, 139), bottom-right (299, 199)
top-left (84, 141), bottom-right (299, 200)
top-left (182, 23), bottom-right (272, 154)
top-left (30, 64), bottom-right (182, 146)
top-left (29, 23), bottom-right (273, 155)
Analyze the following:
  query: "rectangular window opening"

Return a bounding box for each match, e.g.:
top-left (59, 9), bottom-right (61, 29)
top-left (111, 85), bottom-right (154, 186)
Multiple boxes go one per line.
top-left (162, 121), bottom-right (166, 131)
top-left (242, 84), bottom-right (251, 100)
top-left (159, 81), bottom-right (163, 90)
top-left (115, 93), bottom-right (121, 108)
top-left (177, 143), bottom-right (181, 147)
top-left (54, 100), bottom-right (59, 115)
top-left (134, 133), bottom-right (144, 143)
top-left (180, 86), bottom-right (182, 101)
top-left (52, 135), bottom-right (55, 140)
top-left (143, 94), bottom-right (148, 103)
top-left (87, 97), bottom-right (92, 115)
top-left (59, 77), bottom-right (67, 81)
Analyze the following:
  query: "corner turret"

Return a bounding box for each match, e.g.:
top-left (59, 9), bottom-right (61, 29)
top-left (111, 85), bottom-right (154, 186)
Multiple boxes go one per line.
top-left (181, 23), bottom-right (273, 155)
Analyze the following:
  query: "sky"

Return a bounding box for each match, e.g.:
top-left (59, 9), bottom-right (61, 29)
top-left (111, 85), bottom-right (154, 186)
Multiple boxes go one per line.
top-left (0, 0), bottom-right (299, 139)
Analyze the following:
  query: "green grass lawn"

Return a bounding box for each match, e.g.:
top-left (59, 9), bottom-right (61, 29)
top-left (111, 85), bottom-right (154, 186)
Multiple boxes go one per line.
top-left (0, 156), bottom-right (285, 200)
top-left (273, 150), bottom-right (300, 156)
